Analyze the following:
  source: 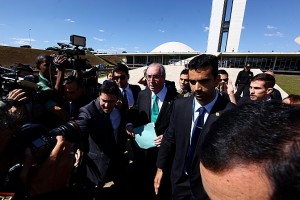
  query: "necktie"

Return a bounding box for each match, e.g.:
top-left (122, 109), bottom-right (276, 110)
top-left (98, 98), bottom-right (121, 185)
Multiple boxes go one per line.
top-left (69, 101), bottom-right (75, 117)
top-left (122, 89), bottom-right (128, 109)
top-left (151, 95), bottom-right (159, 123)
top-left (184, 107), bottom-right (206, 174)
top-left (105, 114), bottom-right (116, 144)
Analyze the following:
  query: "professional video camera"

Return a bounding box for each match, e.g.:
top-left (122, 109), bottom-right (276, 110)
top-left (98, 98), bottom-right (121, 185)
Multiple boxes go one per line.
top-left (15, 121), bottom-right (81, 164)
top-left (52, 35), bottom-right (91, 71)
top-left (0, 66), bottom-right (41, 101)
top-left (1, 120), bottom-right (81, 193)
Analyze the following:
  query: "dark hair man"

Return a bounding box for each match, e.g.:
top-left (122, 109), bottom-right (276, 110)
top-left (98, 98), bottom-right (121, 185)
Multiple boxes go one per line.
top-left (62, 76), bottom-right (91, 119)
top-left (200, 101), bottom-right (300, 200)
top-left (112, 63), bottom-right (141, 111)
top-left (34, 54), bottom-right (69, 128)
top-left (217, 69), bottom-right (236, 104)
top-left (177, 69), bottom-right (191, 97)
top-left (264, 69), bottom-right (282, 101)
top-left (155, 54), bottom-right (235, 200)
top-left (237, 73), bottom-right (276, 105)
top-left (234, 63), bottom-right (253, 100)
top-left (74, 80), bottom-right (128, 199)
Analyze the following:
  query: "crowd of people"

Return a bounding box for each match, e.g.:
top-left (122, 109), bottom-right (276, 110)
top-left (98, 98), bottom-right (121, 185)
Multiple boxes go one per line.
top-left (0, 54), bottom-right (299, 200)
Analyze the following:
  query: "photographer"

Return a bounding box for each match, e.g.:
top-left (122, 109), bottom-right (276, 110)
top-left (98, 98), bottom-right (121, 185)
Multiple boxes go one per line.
top-left (33, 54), bottom-right (70, 128)
top-left (0, 90), bottom-right (80, 199)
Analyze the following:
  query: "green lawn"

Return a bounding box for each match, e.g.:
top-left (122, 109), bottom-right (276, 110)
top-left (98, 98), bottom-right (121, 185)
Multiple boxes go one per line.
top-left (275, 74), bottom-right (300, 95)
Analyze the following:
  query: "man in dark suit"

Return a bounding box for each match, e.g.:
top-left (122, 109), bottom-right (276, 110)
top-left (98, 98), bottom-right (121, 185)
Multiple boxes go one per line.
top-left (154, 54), bottom-right (235, 200)
top-left (126, 63), bottom-right (179, 200)
top-left (237, 73), bottom-right (276, 105)
top-left (74, 81), bottom-right (128, 200)
top-left (112, 63), bottom-right (141, 112)
top-left (234, 64), bottom-right (254, 101)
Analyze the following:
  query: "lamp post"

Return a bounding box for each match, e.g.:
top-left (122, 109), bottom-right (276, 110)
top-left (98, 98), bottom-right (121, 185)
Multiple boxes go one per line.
top-left (28, 29), bottom-right (31, 47)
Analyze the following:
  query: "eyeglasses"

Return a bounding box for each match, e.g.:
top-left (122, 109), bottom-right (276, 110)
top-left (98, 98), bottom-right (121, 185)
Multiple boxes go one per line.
top-left (113, 75), bottom-right (126, 80)
top-left (145, 74), bottom-right (161, 81)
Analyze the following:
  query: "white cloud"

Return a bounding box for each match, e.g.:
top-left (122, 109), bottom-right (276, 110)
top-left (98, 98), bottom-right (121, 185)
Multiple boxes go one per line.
top-left (93, 37), bottom-right (104, 42)
top-left (65, 18), bottom-right (75, 23)
top-left (44, 40), bottom-right (50, 43)
top-left (96, 47), bottom-right (126, 53)
top-left (264, 32), bottom-right (284, 37)
top-left (203, 26), bottom-right (209, 32)
top-left (98, 29), bottom-right (104, 32)
top-left (57, 39), bottom-right (69, 44)
top-left (134, 46), bottom-right (140, 49)
top-left (266, 25), bottom-right (276, 29)
top-left (11, 37), bottom-right (36, 45)
top-left (159, 29), bottom-right (166, 33)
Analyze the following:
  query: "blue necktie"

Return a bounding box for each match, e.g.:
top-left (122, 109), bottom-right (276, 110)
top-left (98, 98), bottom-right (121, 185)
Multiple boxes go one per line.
top-left (122, 89), bottom-right (128, 109)
top-left (151, 95), bottom-right (159, 123)
top-left (184, 107), bottom-right (206, 174)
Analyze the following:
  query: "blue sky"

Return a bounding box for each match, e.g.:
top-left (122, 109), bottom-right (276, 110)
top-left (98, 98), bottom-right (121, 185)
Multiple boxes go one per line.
top-left (0, 0), bottom-right (299, 53)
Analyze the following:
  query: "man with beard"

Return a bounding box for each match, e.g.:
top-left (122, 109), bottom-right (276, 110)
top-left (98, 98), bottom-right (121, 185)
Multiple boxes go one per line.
top-left (154, 54), bottom-right (235, 200)
top-left (237, 73), bottom-right (276, 105)
top-left (73, 81), bottom-right (128, 199)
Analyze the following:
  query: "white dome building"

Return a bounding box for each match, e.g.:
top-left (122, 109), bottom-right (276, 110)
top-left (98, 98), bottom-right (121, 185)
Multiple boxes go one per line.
top-left (151, 42), bottom-right (195, 53)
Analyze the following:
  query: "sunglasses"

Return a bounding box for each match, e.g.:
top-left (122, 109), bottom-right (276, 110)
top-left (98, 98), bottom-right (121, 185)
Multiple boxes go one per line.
top-left (113, 75), bottom-right (126, 80)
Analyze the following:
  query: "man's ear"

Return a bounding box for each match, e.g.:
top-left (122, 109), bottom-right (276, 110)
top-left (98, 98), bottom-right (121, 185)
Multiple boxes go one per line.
top-left (214, 75), bottom-right (221, 87)
top-left (266, 88), bottom-right (273, 94)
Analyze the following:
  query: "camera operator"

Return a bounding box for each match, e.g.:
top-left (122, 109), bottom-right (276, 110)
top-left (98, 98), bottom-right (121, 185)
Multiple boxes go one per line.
top-left (62, 74), bottom-right (93, 120)
top-left (33, 54), bottom-right (70, 129)
top-left (0, 89), bottom-right (80, 199)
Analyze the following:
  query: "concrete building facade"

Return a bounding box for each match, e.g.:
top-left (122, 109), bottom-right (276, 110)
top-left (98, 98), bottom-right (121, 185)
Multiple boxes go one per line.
top-left (207, 0), bottom-right (247, 53)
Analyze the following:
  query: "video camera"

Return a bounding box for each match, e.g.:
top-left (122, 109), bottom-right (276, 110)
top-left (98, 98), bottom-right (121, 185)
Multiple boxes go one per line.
top-left (0, 66), bottom-right (41, 101)
top-left (52, 35), bottom-right (91, 71)
top-left (15, 121), bottom-right (81, 164)
top-left (1, 120), bottom-right (81, 193)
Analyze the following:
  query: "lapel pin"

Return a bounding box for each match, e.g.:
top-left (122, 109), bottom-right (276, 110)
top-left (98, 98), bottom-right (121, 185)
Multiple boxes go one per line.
top-left (216, 112), bottom-right (220, 117)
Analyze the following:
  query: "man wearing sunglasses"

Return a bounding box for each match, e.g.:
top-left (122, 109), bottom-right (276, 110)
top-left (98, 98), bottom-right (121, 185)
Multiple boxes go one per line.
top-left (112, 63), bottom-right (141, 112)
top-left (217, 69), bottom-right (237, 104)
top-left (155, 54), bottom-right (235, 200)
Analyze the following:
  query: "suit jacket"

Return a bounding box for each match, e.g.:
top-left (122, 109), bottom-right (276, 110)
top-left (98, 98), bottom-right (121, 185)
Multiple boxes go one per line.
top-left (129, 84), bottom-right (141, 104)
top-left (75, 99), bottom-right (127, 188)
top-left (121, 84), bottom-right (141, 123)
top-left (270, 88), bottom-right (282, 101)
top-left (131, 87), bottom-right (179, 200)
top-left (134, 87), bottom-right (179, 136)
top-left (157, 94), bottom-right (235, 199)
